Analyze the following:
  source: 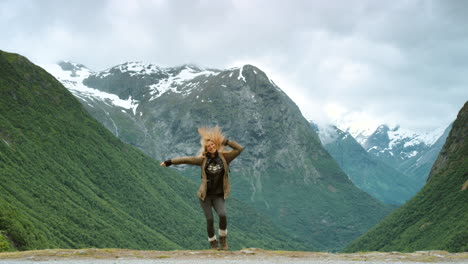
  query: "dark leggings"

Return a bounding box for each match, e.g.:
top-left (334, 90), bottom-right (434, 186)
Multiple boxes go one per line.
top-left (199, 195), bottom-right (227, 238)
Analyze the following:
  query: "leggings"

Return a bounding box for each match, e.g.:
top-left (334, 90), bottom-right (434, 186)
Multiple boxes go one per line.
top-left (199, 194), bottom-right (227, 238)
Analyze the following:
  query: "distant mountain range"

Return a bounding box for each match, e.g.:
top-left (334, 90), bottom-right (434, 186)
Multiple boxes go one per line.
top-left (358, 124), bottom-right (449, 176)
top-left (42, 60), bottom-right (393, 251)
top-left (313, 122), bottom-right (451, 205)
top-left (338, 122), bottom-right (451, 189)
top-left (344, 101), bottom-right (468, 252)
top-left (313, 124), bottom-right (419, 205)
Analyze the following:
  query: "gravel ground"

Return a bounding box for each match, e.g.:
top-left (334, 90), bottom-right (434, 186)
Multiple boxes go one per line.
top-left (0, 260), bottom-right (467, 264)
top-left (1, 249), bottom-right (467, 264)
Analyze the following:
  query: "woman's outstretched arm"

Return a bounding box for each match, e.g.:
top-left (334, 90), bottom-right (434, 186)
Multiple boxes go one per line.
top-left (160, 156), bottom-right (204, 167)
top-left (222, 139), bottom-right (244, 163)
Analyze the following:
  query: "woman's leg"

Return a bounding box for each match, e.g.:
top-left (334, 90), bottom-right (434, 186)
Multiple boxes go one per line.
top-left (199, 196), bottom-right (216, 240)
top-left (212, 196), bottom-right (227, 231)
top-left (212, 195), bottom-right (228, 250)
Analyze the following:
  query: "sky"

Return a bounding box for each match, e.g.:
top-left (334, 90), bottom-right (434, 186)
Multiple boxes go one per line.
top-left (2, 0), bottom-right (467, 133)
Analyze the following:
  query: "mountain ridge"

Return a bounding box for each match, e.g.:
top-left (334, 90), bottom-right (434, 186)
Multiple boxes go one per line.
top-left (315, 118), bottom-right (451, 200)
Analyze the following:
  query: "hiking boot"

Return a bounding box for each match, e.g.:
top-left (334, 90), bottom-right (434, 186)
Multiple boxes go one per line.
top-left (219, 236), bottom-right (228, 250)
top-left (209, 237), bottom-right (218, 250)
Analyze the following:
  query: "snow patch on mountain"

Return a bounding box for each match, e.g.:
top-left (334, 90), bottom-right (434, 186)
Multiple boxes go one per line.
top-left (102, 62), bottom-right (162, 77)
top-left (42, 61), bottom-right (93, 84)
top-left (386, 125), bottom-right (446, 149)
top-left (367, 146), bottom-right (378, 152)
top-left (238, 66), bottom-right (246, 82)
top-left (337, 120), bottom-right (446, 148)
top-left (41, 62), bottom-right (140, 115)
top-left (415, 126), bottom-right (447, 146)
top-left (147, 66), bottom-right (219, 101)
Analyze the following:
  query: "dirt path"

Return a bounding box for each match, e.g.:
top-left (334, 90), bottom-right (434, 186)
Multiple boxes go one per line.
top-left (0, 248), bottom-right (467, 263)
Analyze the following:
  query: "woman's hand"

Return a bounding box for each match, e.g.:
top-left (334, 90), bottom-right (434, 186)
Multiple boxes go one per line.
top-left (160, 160), bottom-right (172, 167)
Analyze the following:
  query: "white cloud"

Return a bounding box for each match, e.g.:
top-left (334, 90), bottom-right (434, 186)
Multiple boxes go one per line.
top-left (1, 0), bottom-right (466, 132)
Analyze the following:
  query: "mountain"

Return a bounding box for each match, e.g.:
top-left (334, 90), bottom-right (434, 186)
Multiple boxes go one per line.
top-left (43, 60), bottom-right (394, 251)
top-left (333, 121), bottom-right (450, 191)
top-left (363, 125), bottom-right (450, 191)
top-left (397, 124), bottom-right (452, 186)
top-left (361, 125), bottom-right (445, 166)
top-left (0, 51), bottom-right (305, 252)
top-left (344, 101), bottom-right (468, 253)
top-left (315, 124), bottom-right (419, 205)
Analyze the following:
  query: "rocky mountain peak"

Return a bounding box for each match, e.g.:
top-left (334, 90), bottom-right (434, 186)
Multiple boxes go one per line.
top-left (98, 61), bottom-right (165, 77)
top-left (57, 60), bottom-right (93, 79)
top-left (363, 125), bottom-right (391, 151)
top-left (58, 60), bottom-right (90, 72)
top-left (375, 124), bottom-right (391, 134)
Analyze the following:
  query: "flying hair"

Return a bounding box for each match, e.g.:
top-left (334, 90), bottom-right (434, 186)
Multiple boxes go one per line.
top-left (198, 126), bottom-right (226, 156)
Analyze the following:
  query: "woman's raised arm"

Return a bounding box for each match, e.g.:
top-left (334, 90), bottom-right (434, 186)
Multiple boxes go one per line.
top-left (160, 156), bottom-right (204, 167)
top-left (222, 139), bottom-right (244, 163)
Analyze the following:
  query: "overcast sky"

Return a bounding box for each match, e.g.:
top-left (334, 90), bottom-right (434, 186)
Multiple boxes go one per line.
top-left (2, 0), bottom-right (467, 132)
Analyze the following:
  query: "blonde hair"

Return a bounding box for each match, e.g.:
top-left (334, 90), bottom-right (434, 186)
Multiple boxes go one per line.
top-left (198, 126), bottom-right (226, 156)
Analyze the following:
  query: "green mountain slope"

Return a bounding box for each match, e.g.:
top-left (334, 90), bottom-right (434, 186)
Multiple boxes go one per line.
top-left (0, 50), bottom-right (304, 252)
top-left (344, 101), bottom-right (468, 253)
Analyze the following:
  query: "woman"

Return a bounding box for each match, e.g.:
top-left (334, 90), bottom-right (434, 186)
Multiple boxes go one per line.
top-left (160, 126), bottom-right (243, 250)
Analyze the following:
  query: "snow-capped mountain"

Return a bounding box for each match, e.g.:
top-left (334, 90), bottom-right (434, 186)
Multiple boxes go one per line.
top-left (327, 114), bottom-right (449, 171)
top-left (85, 62), bottom-right (223, 102)
top-left (318, 120), bottom-right (451, 192)
top-left (360, 124), bottom-right (446, 162)
top-left (313, 123), bottom-right (419, 205)
top-left (333, 117), bottom-right (446, 146)
top-left (313, 119), bottom-right (452, 204)
top-left (42, 60), bottom-right (393, 251)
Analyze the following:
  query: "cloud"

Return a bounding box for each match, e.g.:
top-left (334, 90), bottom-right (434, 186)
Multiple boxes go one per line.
top-left (1, 0), bottom-right (467, 132)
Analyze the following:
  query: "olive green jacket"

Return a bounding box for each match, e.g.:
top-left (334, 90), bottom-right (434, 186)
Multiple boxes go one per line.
top-left (170, 140), bottom-right (243, 201)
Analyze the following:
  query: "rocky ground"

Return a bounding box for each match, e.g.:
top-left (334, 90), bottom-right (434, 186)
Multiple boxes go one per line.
top-left (0, 248), bottom-right (467, 263)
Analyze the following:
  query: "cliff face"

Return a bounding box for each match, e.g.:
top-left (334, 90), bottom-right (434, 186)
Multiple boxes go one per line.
top-left (344, 101), bottom-right (468, 253)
